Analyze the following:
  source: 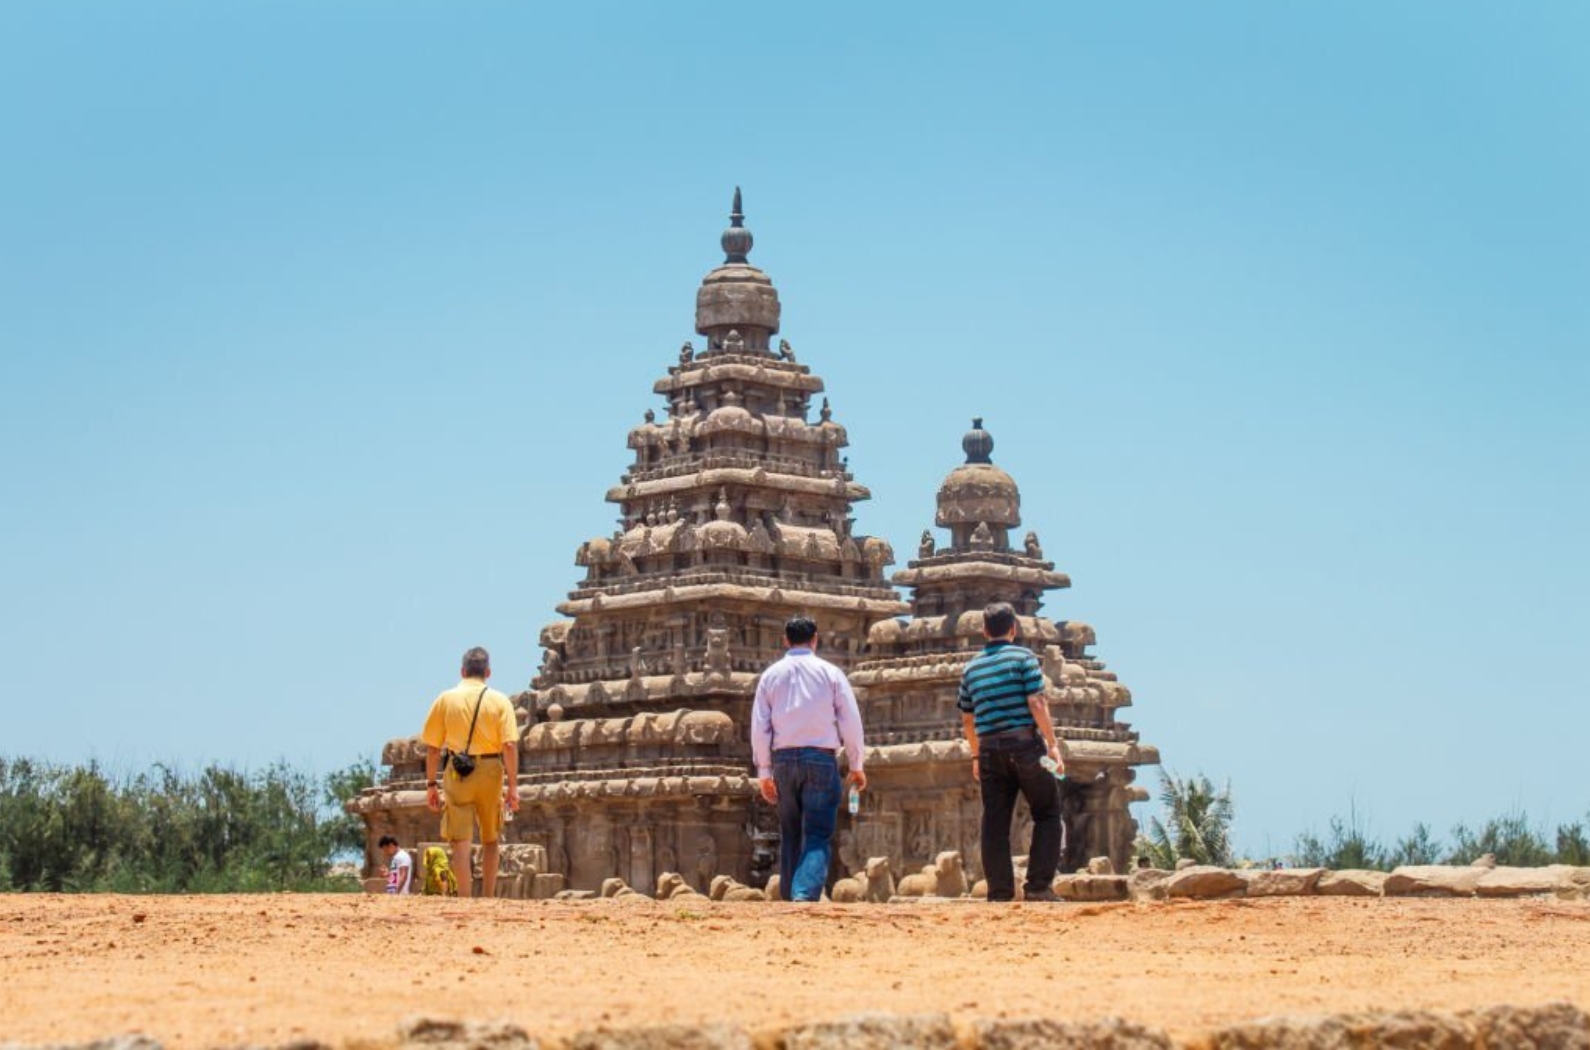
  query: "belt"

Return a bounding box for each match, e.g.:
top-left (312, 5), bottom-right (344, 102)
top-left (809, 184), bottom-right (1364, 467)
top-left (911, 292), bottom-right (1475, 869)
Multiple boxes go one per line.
top-left (978, 726), bottom-right (1039, 750)
top-left (457, 753), bottom-right (501, 760)
top-left (979, 725), bottom-right (1037, 741)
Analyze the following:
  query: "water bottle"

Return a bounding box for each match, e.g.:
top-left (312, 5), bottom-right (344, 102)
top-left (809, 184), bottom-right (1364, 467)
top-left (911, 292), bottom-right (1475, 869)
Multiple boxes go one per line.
top-left (1039, 755), bottom-right (1067, 781)
top-left (847, 785), bottom-right (861, 815)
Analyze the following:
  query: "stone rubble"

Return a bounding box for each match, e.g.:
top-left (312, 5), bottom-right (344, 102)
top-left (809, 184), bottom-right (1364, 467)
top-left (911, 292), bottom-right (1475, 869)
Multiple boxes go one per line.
top-left (14, 1003), bottom-right (1587, 1050)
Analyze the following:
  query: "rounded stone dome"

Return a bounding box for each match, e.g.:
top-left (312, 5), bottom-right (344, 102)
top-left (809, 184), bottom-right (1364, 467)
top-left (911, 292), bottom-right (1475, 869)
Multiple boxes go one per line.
top-left (698, 392), bottom-right (762, 436)
top-left (696, 264), bottom-right (781, 337)
top-left (696, 189), bottom-right (781, 341)
top-left (935, 418), bottom-right (1021, 528)
top-left (936, 464), bottom-right (1021, 528)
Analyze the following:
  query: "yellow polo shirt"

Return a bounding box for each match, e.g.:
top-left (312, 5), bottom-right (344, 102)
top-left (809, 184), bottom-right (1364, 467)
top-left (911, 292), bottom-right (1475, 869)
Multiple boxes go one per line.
top-left (421, 678), bottom-right (520, 756)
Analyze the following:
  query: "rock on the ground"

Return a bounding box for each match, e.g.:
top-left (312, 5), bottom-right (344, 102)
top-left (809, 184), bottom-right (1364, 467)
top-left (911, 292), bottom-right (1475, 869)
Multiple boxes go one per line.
top-left (1384, 865), bottom-right (1485, 897)
top-left (1205, 1009), bottom-right (1476, 1048)
top-left (1315, 869), bottom-right (1387, 897)
top-left (1240, 868), bottom-right (1326, 897)
top-left (1475, 865), bottom-right (1590, 899)
top-left (1128, 868), bottom-right (1173, 901)
top-left (974, 1017), bottom-right (1174, 1049)
top-left (1462, 1001), bottom-right (1590, 1047)
top-left (1052, 874), bottom-right (1129, 902)
top-left (399, 1018), bottom-right (536, 1050)
top-left (566, 1023), bottom-right (751, 1050)
top-left (1166, 866), bottom-right (1247, 899)
top-left (781, 1013), bottom-right (958, 1050)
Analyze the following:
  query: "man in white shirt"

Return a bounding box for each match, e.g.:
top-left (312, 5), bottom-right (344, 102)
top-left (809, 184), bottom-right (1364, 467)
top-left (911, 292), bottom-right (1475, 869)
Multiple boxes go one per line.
top-left (379, 835), bottom-right (413, 895)
top-left (751, 615), bottom-right (867, 901)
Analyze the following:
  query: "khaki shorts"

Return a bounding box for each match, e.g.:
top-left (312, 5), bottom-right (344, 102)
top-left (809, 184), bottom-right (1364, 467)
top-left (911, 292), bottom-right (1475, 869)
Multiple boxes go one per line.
top-left (440, 759), bottom-right (504, 844)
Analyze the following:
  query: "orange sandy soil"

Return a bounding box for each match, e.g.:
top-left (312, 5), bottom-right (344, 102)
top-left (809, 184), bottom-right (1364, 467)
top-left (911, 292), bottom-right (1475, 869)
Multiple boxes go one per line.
top-left (3, 893), bottom-right (1589, 1048)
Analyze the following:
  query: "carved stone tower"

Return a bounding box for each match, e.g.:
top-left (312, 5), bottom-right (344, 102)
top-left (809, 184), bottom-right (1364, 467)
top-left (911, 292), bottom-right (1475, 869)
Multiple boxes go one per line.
top-left (850, 419), bottom-right (1159, 876)
top-left (356, 191), bottom-right (910, 893)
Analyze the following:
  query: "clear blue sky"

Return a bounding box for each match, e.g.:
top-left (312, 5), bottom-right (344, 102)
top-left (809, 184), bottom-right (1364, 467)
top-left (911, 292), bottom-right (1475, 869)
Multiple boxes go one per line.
top-left (2, 3), bottom-right (1586, 858)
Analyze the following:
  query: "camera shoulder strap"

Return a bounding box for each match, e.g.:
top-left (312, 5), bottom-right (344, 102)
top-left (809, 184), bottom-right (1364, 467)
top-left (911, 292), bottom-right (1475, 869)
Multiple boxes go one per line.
top-left (461, 686), bottom-right (487, 756)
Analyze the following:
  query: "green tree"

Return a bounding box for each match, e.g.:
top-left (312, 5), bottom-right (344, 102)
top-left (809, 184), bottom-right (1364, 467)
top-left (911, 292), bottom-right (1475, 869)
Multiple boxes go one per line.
top-left (1137, 770), bottom-right (1235, 868)
top-left (323, 757), bottom-right (378, 859)
top-left (1554, 821), bottom-right (1590, 866)
top-left (0, 755), bottom-right (372, 893)
top-left (1447, 810), bottom-right (1553, 867)
top-left (1390, 823), bottom-right (1442, 866)
top-left (1292, 804), bottom-right (1387, 870)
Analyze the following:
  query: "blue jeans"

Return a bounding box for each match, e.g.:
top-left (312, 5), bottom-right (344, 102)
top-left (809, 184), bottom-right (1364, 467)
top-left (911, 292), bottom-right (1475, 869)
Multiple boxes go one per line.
top-left (773, 748), bottom-right (841, 901)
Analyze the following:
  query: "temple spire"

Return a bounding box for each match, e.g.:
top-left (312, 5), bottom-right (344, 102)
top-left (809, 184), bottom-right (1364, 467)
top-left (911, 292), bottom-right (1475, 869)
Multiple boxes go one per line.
top-left (721, 186), bottom-right (752, 264)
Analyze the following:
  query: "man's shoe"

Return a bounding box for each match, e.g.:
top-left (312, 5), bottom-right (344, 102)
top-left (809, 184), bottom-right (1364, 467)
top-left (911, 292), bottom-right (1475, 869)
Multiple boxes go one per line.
top-left (1022, 887), bottom-right (1061, 903)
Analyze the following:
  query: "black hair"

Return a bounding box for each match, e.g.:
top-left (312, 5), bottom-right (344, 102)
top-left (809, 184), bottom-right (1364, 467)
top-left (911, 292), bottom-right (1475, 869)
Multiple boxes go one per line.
top-left (784, 615), bottom-right (818, 646)
top-left (982, 602), bottom-right (1018, 638)
top-left (461, 646), bottom-right (491, 678)
top-left (378, 835), bottom-right (399, 848)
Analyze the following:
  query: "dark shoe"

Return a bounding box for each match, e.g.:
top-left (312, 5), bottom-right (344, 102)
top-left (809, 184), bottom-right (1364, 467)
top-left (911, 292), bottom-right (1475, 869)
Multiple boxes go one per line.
top-left (1022, 887), bottom-right (1060, 903)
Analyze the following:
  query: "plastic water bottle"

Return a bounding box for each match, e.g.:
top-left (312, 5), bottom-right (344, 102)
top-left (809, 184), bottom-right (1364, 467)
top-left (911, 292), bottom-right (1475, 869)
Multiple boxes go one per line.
top-left (1040, 755), bottom-right (1067, 781)
top-left (847, 785), bottom-right (861, 815)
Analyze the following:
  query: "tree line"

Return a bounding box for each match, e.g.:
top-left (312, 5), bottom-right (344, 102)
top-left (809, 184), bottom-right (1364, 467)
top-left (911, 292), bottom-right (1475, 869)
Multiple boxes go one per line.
top-left (6, 756), bottom-right (1587, 891)
top-left (0, 756), bottom-right (375, 892)
top-left (1137, 769), bottom-right (1590, 870)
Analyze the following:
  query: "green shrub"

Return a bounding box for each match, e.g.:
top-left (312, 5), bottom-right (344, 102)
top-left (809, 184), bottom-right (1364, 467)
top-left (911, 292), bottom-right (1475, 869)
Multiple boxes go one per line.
top-left (0, 755), bottom-right (376, 893)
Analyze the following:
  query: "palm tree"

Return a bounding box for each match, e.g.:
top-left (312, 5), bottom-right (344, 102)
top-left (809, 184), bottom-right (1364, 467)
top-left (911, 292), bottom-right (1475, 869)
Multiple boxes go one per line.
top-left (1139, 770), bottom-right (1235, 868)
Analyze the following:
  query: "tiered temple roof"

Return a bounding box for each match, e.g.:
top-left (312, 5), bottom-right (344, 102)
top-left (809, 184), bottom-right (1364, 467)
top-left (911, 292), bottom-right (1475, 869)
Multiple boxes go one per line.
top-left (851, 420), bottom-right (1158, 874)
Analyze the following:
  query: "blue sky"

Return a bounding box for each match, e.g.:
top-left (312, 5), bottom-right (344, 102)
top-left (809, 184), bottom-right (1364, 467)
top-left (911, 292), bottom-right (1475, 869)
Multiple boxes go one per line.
top-left (2, 3), bottom-right (1586, 857)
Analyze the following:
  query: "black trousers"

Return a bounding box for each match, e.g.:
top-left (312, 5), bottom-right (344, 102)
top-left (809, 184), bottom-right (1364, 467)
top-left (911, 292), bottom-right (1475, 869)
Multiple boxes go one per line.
top-left (979, 733), bottom-right (1061, 901)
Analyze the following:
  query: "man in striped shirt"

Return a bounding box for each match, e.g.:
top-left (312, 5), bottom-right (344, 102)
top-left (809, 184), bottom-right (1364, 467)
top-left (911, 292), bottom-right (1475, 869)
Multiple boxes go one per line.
top-left (958, 601), bottom-right (1065, 902)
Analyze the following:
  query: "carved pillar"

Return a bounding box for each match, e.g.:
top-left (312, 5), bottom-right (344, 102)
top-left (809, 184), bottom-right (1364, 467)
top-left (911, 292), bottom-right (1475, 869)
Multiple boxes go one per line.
top-left (629, 818), bottom-right (654, 896)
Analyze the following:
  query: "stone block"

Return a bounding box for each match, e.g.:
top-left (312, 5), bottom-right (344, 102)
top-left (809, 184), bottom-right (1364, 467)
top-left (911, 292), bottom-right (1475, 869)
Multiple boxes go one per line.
top-left (1127, 868), bottom-right (1172, 901)
top-left (1052, 873), bottom-right (1129, 902)
top-left (532, 873), bottom-right (567, 899)
top-left (781, 1014), bottom-right (957, 1050)
top-left (398, 1017), bottom-right (537, 1050)
top-left (1462, 1001), bottom-right (1590, 1048)
top-left (1240, 867), bottom-right (1325, 897)
top-left (566, 1023), bottom-right (751, 1050)
top-left (1205, 1009), bottom-right (1475, 1049)
top-left (1315, 869), bottom-right (1387, 897)
top-left (975, 1017), bottom-right (1174, 1049)
top-left (1475, 865), bottom-right (1585, 898)
top-left (1384, 865), bottom-right (1484, 897)
top-left (1165, 866), bottom-right (1246, 899)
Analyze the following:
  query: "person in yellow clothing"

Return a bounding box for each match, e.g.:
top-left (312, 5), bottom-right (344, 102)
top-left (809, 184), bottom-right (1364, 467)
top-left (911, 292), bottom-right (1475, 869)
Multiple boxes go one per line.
top-left (422, 646), bottom-right (521, 898)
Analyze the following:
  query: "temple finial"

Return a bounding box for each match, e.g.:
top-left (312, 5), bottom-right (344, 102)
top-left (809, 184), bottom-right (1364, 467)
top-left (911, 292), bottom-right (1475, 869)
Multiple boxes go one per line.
top-left (721, 186), bottom-right (752, 263)
top-left (962, 418), bottom-right (994, 464)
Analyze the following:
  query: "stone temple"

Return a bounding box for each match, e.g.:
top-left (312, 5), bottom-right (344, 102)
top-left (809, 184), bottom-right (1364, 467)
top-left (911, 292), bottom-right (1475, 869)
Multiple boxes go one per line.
top-left (350, 191), bottom-right (1159, 896)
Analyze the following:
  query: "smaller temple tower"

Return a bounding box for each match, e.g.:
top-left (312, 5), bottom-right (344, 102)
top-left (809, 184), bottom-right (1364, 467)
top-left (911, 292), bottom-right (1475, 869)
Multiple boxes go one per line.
top-left (850, 420), bottom-right (1158, 878)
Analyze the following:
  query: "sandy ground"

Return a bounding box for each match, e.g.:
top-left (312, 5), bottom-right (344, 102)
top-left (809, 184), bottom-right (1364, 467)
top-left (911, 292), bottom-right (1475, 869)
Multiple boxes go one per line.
top-left (3, 893), bottom-right (1589, 1048)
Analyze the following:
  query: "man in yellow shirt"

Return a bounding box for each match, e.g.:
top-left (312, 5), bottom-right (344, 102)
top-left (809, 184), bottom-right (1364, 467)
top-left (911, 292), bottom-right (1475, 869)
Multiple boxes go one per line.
top-left (422, 646), bottom-right (521, 898)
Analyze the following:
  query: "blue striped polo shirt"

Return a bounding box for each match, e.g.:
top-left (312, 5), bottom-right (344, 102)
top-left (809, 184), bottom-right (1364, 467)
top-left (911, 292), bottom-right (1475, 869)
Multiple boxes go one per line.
top-left (957, 640), bottom-right (1045, 736)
